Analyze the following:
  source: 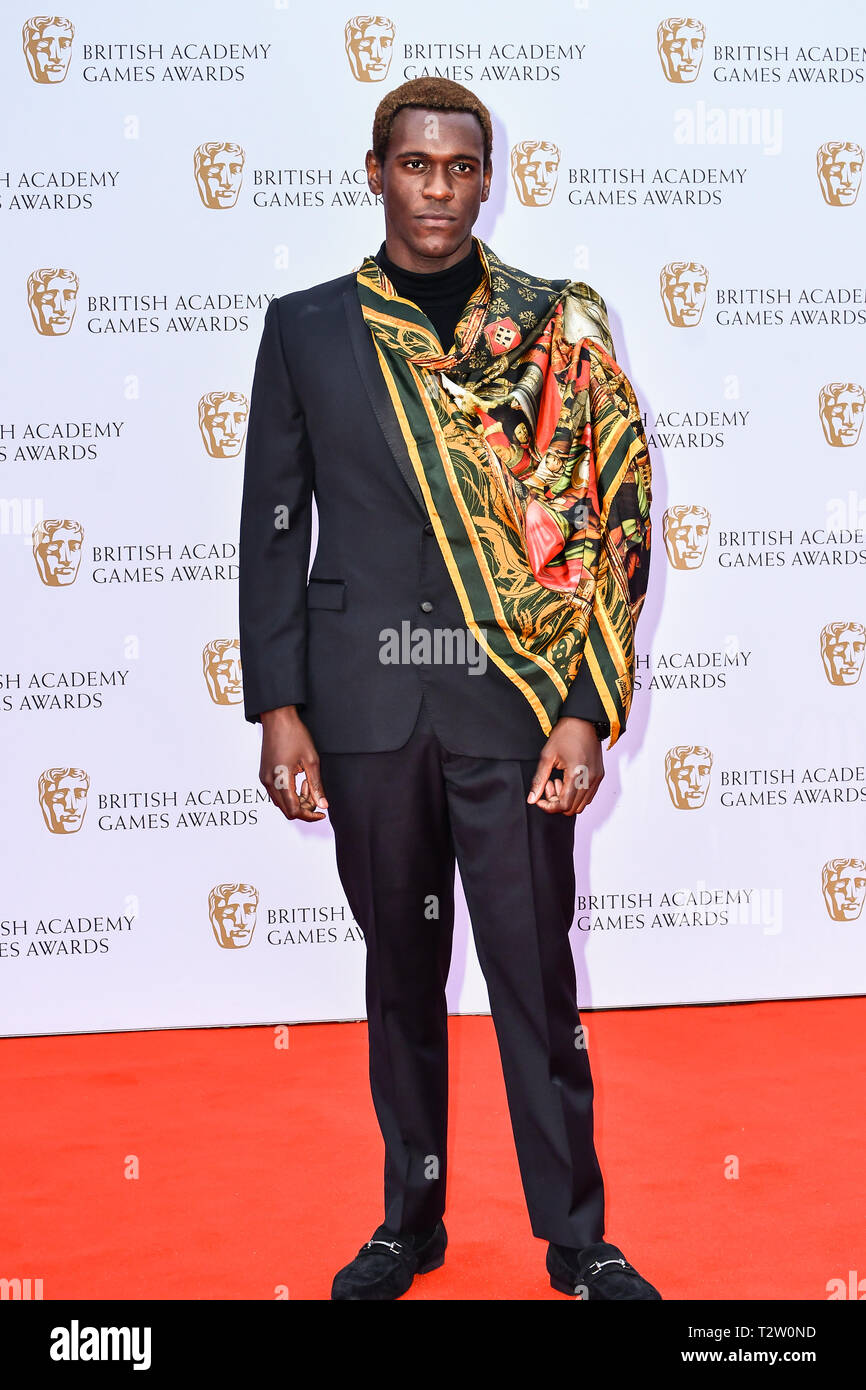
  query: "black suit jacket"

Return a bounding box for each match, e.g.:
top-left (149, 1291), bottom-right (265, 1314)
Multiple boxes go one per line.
top-left (237, 270), bottom-right (612, 758)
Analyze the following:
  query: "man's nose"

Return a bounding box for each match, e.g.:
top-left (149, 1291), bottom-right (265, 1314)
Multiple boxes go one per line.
top-left (424, 171), bottom-right (454, 199)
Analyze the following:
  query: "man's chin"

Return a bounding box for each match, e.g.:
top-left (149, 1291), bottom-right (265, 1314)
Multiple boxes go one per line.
top-left (404, 222), bottom-right (469, 257)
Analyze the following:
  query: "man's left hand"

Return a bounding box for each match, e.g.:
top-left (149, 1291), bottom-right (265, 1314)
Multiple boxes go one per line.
top-left (527, 717), bottom-right (604, 815)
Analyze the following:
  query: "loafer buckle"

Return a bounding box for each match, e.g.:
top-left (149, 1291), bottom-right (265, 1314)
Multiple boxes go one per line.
top-left (585, 1257), bottom-right (628, 1277)
top-left (364, 1238), bottom-right (405, 1256)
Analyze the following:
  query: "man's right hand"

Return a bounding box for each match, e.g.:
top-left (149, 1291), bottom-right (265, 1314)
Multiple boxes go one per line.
top-left (259, 706), bottom-right (329, 822)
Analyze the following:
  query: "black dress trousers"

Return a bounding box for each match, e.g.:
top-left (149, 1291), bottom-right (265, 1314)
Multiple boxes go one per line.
top-left (318, 694), bottom-right (606, 1249)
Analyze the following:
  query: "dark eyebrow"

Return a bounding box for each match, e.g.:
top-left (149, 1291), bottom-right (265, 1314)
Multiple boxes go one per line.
top-left (393, 149), bottom-right (481, 162)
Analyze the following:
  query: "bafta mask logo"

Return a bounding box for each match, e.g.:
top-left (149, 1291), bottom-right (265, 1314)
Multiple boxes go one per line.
top-left (820, 621), bottom-right (866, 686)
top-left (209, 883), bottom-right (258, 948)
top-left (663, 504), bottom-right (710, 569)
top-left (816, 141), bottom-right (863, 207)
top-left (657, 17), bottom-right (705, 83)
top-left (344, 15), bottom-right (394, 81)
top-left (28, 267), bottom-right (79, 335)
top-left (198, 391), bottom-right (249, 457)
top-left (32, 518), bottom-right (84, 586)
top-left (819, 382), bottom-right (865, 446)
top-left (39, 766), bottom-right (89, 834)
top-left (194, 142), bottom-right (245, 209)
top-left (660, 261), bottom-right (708, 327)
top-left (510, 141), bottom-right (561, 207)
top-left (22, 15), bottom-right (74, 83)
top-left (203, 638), bottom-right (243, 705)
top-left (822, 858), bottom-right (866, 922)
top-left (665, 745), bottom-right (713, 810)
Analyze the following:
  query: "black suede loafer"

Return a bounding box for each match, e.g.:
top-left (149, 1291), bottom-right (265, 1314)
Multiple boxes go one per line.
top-left (331, 1220), bottom-right (447, 1301)
top-left (547, 1239), bottom-right (662, 1300)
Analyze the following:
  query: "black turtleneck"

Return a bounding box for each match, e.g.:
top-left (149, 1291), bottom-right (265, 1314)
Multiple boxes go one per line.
top-left (373, 239), bottom-right (483, 353)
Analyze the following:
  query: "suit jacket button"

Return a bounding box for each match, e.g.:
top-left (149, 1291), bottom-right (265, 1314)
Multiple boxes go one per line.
top-left (424, 522), bottom-right (434, 536)
top-left (420, 600), bottom-right (434, 613)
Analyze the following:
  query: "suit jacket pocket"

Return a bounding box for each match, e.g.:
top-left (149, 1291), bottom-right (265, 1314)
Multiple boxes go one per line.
top-left (306, 578), bottom-right (347, 611)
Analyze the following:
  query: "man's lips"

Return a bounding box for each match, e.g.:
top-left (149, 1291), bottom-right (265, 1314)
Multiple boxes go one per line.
top-left (415, 213), bottom-right (456, 223)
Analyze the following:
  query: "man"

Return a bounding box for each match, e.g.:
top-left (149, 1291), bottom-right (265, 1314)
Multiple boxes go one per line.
top-left (238, 77), bottom-right (657, 1301)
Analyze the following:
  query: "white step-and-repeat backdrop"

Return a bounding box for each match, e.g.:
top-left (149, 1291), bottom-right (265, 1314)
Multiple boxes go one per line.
top-left (2, 1), bottom-right (864, 1035)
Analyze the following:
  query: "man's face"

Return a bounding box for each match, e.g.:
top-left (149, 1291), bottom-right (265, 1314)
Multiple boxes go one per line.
top-left (366, 106), bottom-right (491, 270)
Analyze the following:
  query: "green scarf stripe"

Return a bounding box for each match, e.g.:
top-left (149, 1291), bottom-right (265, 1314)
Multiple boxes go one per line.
top-left (594, 407), bottom-right (638, 500)
top-left (584, 617), bottom-right (627, 733)
top-left (363, 299), bottom-right (435, 335)
top-left (598, 431), bottom-right (645, 508)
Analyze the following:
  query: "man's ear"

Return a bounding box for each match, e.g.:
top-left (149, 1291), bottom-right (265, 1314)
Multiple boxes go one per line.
top-left (481, 160), bottom-right (493, 202)
top-left (365, 149), bottom-right (383, 195)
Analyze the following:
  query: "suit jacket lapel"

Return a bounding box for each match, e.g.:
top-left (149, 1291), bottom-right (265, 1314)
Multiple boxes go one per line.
top-left (342, 284), bottom-right (427, 516)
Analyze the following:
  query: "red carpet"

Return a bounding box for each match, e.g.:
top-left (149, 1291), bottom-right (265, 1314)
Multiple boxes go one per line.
top-left (1, 999), bottom-right (863, 1300)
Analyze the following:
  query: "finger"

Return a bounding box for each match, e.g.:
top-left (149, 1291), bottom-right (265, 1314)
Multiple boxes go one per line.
top-left (278, 783), bottom-right (304, 819)
top-left (265, 783), bottom-right (296, 821)
top-left (303, 756), bottom-right (329, 810)
top-left (265, 763), bottom-right (307, 821)
top-left (298, 773), bottom-right (328, 816)
top-left (574, 777), bottom-right (603, 815)
top-left (535, 778), bottom-right (565, 812)
top-left (527, 750), bottom-right (558, 804)
top-left (261, 759), bottom-right (297, 820)
top-left (551, 758), bottom-right (593, 816)
top-left (291, 775), bottom-right (327, 821)
top-left (567, 763), bottom-right (602, 816)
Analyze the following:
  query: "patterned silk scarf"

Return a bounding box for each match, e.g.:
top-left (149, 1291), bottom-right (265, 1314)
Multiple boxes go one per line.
top-left (356, 235), bottom-right (652, 745)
